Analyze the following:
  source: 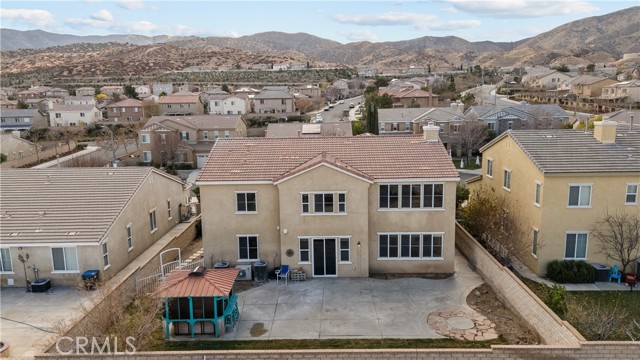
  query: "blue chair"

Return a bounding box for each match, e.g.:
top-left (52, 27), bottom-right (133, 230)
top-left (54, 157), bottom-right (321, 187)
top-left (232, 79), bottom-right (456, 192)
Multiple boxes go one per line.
top-left (609, 264), bottom-right (622, 283)
top-left (275, 265), bottom-right (289, 285)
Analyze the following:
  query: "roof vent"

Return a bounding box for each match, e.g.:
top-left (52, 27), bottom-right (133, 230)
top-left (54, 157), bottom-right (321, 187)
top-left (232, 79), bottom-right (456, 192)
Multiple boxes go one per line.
top-left (188, 266), bottom-right (207, 276)
top-left (66, 231), bottom-right (79, 236)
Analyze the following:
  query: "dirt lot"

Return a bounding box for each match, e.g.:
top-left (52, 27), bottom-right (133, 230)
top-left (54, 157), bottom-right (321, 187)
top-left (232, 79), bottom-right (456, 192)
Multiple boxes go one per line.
top-left (467, 283), bottom-right (540, 345)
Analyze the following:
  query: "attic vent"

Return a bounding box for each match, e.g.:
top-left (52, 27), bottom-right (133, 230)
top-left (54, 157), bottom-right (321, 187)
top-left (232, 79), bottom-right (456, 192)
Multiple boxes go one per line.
top-left (9, 232), bottom-right (20, 236)
top-left (106, 171), bottom-right (116, 175)
top-left (0, 212), bottom-right (9, 218)
top-left (544, 135), bottom-right (556, 138)
top-left (188, 266), bottom-right (207, 276)
top-left (66, 231), bottom-right (80, 236)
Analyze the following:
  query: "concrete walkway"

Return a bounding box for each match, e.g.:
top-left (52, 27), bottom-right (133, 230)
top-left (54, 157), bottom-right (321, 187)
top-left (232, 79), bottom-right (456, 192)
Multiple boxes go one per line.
top-left (511, 256), bottom-right (634, 291)
top-left (32, 146), bottom-right (100, 169)
top-left (218, 251), bottom-right (486, 340)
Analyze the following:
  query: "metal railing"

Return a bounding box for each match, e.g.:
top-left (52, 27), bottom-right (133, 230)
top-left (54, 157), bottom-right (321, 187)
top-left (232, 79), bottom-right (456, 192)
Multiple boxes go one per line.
top-left (135, 258), bottom-right (205, 295)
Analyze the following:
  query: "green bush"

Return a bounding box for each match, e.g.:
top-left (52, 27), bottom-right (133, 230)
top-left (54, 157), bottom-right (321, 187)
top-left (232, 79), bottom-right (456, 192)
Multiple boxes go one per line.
top-left (542, 283), bottom-right (567, 317)
top-left (546, 260), bottom-right (595, 283)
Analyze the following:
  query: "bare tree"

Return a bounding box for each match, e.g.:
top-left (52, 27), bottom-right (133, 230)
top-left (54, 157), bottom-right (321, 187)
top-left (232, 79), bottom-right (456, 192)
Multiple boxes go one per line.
top-left (152, 130), bottom-right (182, 166)
top-left (58, 126), bottom-right (86, 153)
top-left (566, 300), bottom-right (629, 340)
top-left (455, 119), bottom-right (488, 164)
top-left (116, 123), bottom-right (139, 155)
top-left (459, 185), bottom-right (533, 265)
top-left (592, 209), bottom-right (640, 273)
top-left (142, 100), bottom-right (161, 119)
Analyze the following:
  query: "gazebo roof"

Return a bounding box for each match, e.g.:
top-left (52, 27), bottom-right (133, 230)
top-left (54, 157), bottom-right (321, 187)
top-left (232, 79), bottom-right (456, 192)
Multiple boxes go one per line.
top-left (156, 268), bottom-right (239, 298)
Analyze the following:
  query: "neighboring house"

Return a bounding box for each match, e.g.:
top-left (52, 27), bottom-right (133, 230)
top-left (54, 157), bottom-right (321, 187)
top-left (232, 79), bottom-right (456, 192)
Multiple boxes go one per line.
top-left (273, 64), bottom-right (289, 71)
top-left (378, 87), bottom-right (439, 107)
top-left (0, 109), bottom-right (48, 131)
top-left (16, 90), bottom-right (42, 101)
top-left (266, 122), bottom-right (353, 137)
top-left (0, 87), bottom-right (17, 97)
top-left (75, 87), bottom-right (95, 97)
top-left (358, 68), bottom-right (378, 77)
top-left (232, 87), bottom-right (261, 98)
top-left (139, 114), bottom-right (246, 168)
top-left (196, 130), bottom-right (459, 278)
top-left (0, 133), bottom-right (36, 160)
top-left (0, 100), bottom-right (17, 109)
top-left (471, 121), bottom-right (640, 276)
top-left (603, 110), bottom-right (640, 129)
top-left (295, 85), bottom-right (322, 99)
top-left (0, 168), bottom-right (189, 287)
top-left (153, 83), bottom-right (174, 95)
top-left (465, 104), bottom-right (569, 135)
top-left (253, 91), bottom-right (295, 114)
top-left (49, 104), bottom-right (101, 126)
top-left (332, 80), bottom-right (349, 98)
top-left (528, 70), bottom-right (574, 90)
top-left (158, 93), bottom-right (205, 116)
top-left (45, 87), bottom-right (70, 98)
top-left (208, 95), bottom-right (248, 115)
top-left (568, 75), bottom-right (618, 98)
top-left (104, 98), bottom-right (144, 122)
top-left (99, 86), bottom-right (124, 96)
top-left (177, 84), bottom-right (197, 93)
top-left (64, 96), bottom-right (96, 106)
top-left (290, 63), bottom-right (307, 70)
top-left (600, 80), bottom-right (640, 103)
top-left (135, 85), bottom-right (151, 95)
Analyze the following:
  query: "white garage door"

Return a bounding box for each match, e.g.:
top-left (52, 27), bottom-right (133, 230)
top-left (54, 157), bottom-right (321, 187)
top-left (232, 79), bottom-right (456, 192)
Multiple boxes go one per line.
top-left (197, 155), bottom-right (209, 168)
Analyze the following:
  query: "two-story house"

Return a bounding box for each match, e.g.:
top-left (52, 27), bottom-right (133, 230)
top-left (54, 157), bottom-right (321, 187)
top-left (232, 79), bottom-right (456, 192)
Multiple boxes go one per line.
top-left (153, 83), bottom-right (174, 95)
top-left (253, 91), bottom-right (295, 114)
top-left (379, 87), bottom-right (439, 107)
top-left (104, 98), bottom-right (144, 122)
top-left (0, 109), bottom-right (48, 131)
top-left (139, 114), bottom-right (246, 168)
top-left (266, 122), bottom-right (353, 137)
top-left (208, 95), bottom-right (248, 115)
top-left (99, 85), bottom-right (124, 96)
top-left (0, 168), bottom-right (189, 287)
top-left (45, 87), bottom-right (70, 98)
top-left (600, 80), bottom-right (640, 103)
top-left (158, 93), bottom-right (205, 116)
top-left (64, 96), bottom-right (96, 106)
top-left (358, 68), bottom-right (378, 78)
top-left (471, 121), bottom-right (640, 276)
top-left (196, 127), bottom-right (460, 278)
top-left (528, 70), bottom-right (575, 90)
top-left (135, 85), bottom-right (151, 96)
top-left (49, 104), bottom-right (102, 126)
top-left (568, 75), bottom-right (618, 98)
top-left (75, 87), bottom-right (95, 97)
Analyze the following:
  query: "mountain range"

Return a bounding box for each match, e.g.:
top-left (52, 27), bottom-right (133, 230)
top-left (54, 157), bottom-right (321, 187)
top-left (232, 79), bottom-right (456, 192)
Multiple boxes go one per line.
top-left (1, 6), bottom-right (638, 77)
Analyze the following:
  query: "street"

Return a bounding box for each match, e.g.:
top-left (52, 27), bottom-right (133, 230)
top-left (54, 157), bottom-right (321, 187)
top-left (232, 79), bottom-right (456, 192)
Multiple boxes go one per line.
top-left (462, 85), bottom-right (518, 107)
top-left (312, 96), bottom-right (363, 123)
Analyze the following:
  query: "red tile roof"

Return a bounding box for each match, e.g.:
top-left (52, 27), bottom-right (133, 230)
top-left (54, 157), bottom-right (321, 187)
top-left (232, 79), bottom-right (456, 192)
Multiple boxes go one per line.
top-left (379, 87), bottom-right (438, 99)
top-left (105, 98), bottom-right (143, 108)
top-left (156, 268), bottom-right (240, 298)
top-left (158, 95), bottom-right (200, 104)
top-left (197, 136), bottom-right (458, 182)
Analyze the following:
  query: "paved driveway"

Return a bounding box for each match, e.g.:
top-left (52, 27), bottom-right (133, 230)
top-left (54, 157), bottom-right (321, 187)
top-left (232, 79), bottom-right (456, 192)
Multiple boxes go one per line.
top-left (224, 251), bottom-right (483, 340)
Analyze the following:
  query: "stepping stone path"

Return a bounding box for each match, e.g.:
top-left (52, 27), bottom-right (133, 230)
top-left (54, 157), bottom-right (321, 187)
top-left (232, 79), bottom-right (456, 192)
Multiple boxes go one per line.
top-left (427, 309), bottom-right (499, 341)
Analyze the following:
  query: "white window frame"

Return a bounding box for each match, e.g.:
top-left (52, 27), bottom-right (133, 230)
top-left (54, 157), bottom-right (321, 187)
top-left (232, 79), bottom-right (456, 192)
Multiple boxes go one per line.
top-left (377, 233), bottom-right (444, 260)
top-left (298, 238), bottom-right (311, 264)
top-left (51, 247), bottom-right (79, 273)
top-left (167, 199), bottom-right (172, 220)
top-left (503, 169), bottom-right (511, 191)
top-left (224, 130), bottom-right (230, 138)
top-left (214, 130), bottom-right (219, 140)
top-left (567, 184), bottom-right (592, 208)
top-left (534, 181), bottom-right (542, 207)
top-left (142, 151), bottom-right (152, 163)
top-left (237, 235), bottom-right (259, 261)
top-left (486, 158), bottom-right (493, 178)
top-left (102, 241), bottom-right (110, 270)
top-left (141, 134), bottom-right (150, 143)
top-left (149, 209), bottom-right (157, 233)
top-left (203, 131), bottom-right (209, 140)
top-left (235, 192), bottom-right (257, 213)
top-left (564, 232), bottom-right (588, 260)
top-left (339, 237), bottom-right (351, 264)
top-left (300, 192), bottom-right (347, 215)
top-left (0, 248), bottom-right (13, 273)
top-left (625, 183), bottom-right (638, 205)
top-left (126, 224), bottom-right (133, 251)
top-left (532, 228), bottom-right (539, 258)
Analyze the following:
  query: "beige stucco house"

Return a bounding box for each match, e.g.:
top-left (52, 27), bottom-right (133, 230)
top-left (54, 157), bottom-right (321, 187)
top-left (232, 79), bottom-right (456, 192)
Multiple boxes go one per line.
top-left (470, 121), bottom-right (640, 276)
top-left (196, 128), bottom-right (460, 278)
top-left (0, 168), bottom-right (189, 288)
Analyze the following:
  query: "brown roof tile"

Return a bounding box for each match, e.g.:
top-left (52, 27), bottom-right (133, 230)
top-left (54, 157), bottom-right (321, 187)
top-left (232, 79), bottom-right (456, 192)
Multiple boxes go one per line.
top-left (156, 268), bottom-right (239, 298)
top-left (197, 136), bottom-right (458, 182)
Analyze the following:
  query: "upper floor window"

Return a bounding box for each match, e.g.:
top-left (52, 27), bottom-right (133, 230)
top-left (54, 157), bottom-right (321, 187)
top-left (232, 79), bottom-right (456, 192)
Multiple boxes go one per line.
top-left (379, 184), bottom-right (443, 209)
top-left (149, 209), bottom-right (157, 232)
top-left (80, 112), bottom-right (85, 117)
top-left (503, 169), bottom-right (511, 191)
top-left (102, 242), bottom-right (110, 268)
top-left (126, 225), bottom-right (133, 250)
top-left (141, 134), bottom-right (150, 143)
top-left (487, 122), bottom-right (495, 131)
top-left (486, 159), bottom-right (493, 178)
top-left (180, 131), bottom-right (189, 140)
top-left (534, 182), bottom-right (542, 206)
top-left (281, 99), bottom-right (286, 105)
top-left (214, 131), bottom-right (219, 140)
top-left (203, 131), bottom-right (209, 140)
top-left (236, 192), bottom-right (257, 213)
top-left (224, 130), bottom-right (229, 138)
top-left (626, 184), bottom-right (638, 204)
top-left (301, 192), bottom-right (346, 214)
top-left (568, 184), bottom-right (591, 207)
top-left (167, 199), bottom-right (172, 220)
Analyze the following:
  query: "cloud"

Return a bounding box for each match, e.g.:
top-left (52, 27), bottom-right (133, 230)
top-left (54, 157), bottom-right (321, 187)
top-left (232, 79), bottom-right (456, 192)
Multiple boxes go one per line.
top-left (339, 30), bottom-right (379, 42)
top-left (441, 7), bottom-right (459, 14)
top-left (0, 8), bottom-right (56, 28)
top-left (445, 0), bottom-right (598, 18)
top-left (115, 0), bottom-right (157, 11)
top-left (333, 12), bottom-right (436, 26)
top-left (65, 18), bottom-right (158, 34)
top-left (90, 9), bottom-right (113, 21)
top-left (418, 19), bottom-right (482, 31)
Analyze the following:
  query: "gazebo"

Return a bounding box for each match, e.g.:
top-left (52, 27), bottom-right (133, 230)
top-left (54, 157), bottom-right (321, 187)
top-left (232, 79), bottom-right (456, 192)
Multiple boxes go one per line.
top-left (156, 266), bottom-right (240, 339)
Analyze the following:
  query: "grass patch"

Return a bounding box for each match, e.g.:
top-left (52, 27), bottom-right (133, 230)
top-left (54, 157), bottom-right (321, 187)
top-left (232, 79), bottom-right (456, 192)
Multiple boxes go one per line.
top-left (453, 158), bottom-right (482, 170)
top-left (146, 337), bottom-right (505, 351)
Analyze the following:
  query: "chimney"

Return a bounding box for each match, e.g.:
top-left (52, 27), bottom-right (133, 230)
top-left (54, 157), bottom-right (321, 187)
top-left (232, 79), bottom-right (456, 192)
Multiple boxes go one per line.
top-left (297, 130), bottom-right (301, 137)
top-left (423, 122), bottom-right (440, 142)
top-left (593, 118), bottom-right (617, 144)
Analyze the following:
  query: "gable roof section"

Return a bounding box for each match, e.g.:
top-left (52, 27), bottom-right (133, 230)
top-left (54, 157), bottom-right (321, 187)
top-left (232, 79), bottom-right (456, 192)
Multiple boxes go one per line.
top-left (254, 91), bottom-right (293, 100)
top-left (197, 136), bottom-right (458, 183)
top-left (0, 109), bottom-right (40, 118)
top-left (105, 98), bottom-right (143, 108)
top-left (51, 104), bottom-right (96, 112)
top-left (144, 115), bottom-right (242, 130)
top-left (156, 268), bottom-right (239, 298)
top-left (0, 168), bottom-right (183, 244)
top-left (274, 152), bottom-right (374, 184)
top-left (158, 95), bottom-right (199, 104)
top-left (481, 128), bottom-right (640, 173)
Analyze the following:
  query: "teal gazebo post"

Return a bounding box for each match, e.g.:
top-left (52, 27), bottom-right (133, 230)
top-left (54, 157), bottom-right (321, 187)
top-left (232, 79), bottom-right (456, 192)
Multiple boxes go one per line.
top-left (189, 296), bottom-right (195, 338)
top-left (164, 298), bottom-right (170, 339)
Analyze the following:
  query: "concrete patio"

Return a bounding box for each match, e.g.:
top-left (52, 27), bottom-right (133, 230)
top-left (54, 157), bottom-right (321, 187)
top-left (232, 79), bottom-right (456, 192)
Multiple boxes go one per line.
top-left (220, 251), bottom-right (485, 340)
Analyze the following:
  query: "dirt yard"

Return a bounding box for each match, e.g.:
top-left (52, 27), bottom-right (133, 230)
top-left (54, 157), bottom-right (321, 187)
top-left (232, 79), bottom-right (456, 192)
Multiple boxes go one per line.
top-left (467, 283), bottom-right (540, 345)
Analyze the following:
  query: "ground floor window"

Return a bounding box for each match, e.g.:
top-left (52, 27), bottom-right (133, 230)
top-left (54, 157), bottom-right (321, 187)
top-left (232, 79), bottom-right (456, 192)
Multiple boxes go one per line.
top-left (565, 233), bottom-right (588, 259)
top-left (238, 235), bottom-right (258, 260)
top-left (0, 248), bottom-right (12, 272)
top-left (339, 238), bottom-right (350, 263)
top-left (299, 238), bottom-right (310, 263)
top-left (378, 233), bottom-right (443, 259)
top-left (51, 247), bottom-right (79, 271)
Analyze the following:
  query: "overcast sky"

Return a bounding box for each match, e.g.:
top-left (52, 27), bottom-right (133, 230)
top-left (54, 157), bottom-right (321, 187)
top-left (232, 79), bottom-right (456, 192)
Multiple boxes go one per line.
top-left (1, 0), bottom-right (637, 43)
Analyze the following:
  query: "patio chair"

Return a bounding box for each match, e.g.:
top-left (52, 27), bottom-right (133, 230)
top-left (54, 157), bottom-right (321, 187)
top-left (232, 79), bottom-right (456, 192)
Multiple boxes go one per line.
top-left (275, 265), bottom-right (289, 285)
top-left (609, 264), bottom-right (622, 283)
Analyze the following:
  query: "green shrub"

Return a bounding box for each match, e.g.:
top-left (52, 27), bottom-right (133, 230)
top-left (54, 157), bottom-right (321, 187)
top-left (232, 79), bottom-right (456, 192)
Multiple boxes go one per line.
top-left (546, 260), bottom-right (595, 283)
top-left (542, 283), bottom-right (567, 317)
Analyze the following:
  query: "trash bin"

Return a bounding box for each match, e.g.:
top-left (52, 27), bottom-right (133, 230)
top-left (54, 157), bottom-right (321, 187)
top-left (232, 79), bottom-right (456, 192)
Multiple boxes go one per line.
top-left (81, 269), bottom-right (100, 290)
top-left (253, 260), bottom-right (268, 283)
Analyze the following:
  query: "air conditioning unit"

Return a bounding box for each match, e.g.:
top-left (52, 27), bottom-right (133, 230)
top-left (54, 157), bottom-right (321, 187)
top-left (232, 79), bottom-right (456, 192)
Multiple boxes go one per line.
top-left (236, 264), bottom-right (252, 281)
